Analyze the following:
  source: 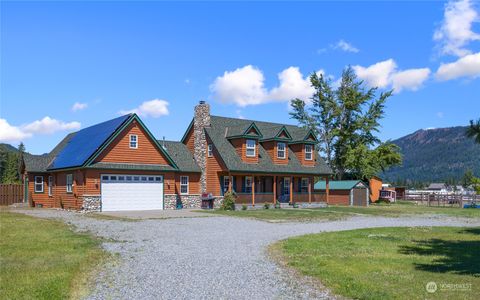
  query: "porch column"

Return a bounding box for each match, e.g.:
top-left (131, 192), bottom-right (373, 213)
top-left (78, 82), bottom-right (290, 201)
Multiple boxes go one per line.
top-left (326, 176), bottom-right (330, 204)
top-left (252, 175), bottom-right (255, 207)
top-left (289, 176), bottom-right (293, 204)
top-left (228, 173), bottom-right (232, 192)
top-left (308, 177), bottom-right (312, 203)
top-left (273, 176), bottom-right (277, 205)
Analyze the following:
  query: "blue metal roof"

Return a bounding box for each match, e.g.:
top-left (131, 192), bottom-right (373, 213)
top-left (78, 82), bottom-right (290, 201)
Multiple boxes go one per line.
top-left (49, 114), bottom-right (131, 170)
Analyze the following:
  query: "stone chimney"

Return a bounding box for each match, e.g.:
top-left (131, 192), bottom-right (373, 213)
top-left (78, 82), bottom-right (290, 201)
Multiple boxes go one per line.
top-left (193, 100), bottom-right (210, 193)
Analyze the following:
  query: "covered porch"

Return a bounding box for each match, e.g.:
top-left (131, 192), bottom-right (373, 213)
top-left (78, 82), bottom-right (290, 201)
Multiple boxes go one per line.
top-left (219, 173), bottom-right (330, 206)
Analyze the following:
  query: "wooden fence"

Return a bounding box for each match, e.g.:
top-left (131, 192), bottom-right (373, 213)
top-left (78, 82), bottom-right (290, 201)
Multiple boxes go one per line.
top-left (0, 184), bottom-right (24, 206)
top-left (404, 192), bottom-right (480, 208)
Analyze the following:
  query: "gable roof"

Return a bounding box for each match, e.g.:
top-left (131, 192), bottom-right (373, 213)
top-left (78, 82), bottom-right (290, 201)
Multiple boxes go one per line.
top-left (427, 183), bottom-right (447, 190)
top-left (205, 116), bottom-right (331, 175)
top-left (23, 133), bottom-right (77, 173)
top-left (315, 180), bottom-right (366, 190)
top-left (161, 140), bottom-right (200, 172)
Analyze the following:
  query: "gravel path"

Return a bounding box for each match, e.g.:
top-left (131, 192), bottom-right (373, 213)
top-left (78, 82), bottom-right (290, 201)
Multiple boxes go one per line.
top-left (14, 209), bottom-right (480, 300)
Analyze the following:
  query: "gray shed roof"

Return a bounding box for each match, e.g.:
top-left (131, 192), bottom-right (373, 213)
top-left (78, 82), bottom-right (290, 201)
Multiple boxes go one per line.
top-left (205, 116), bottom-right (332, 175)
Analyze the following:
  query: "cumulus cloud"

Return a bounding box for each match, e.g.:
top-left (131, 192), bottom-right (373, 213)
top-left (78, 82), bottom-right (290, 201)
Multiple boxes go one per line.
top-left (333, 40), bottom-right (360, 53)
top-left (0, 117), bottom-right (81, 143)
top-left (120, 99), bottom-right (170, 117)
top-left (353, 59), bottom-right (430, 92)
top-left (210, 65), bottom-right (317, 107)
top-left (435, 52), bottom-right (480, 80)
top-left (434, 0), bottom-right (480, 57)
top-left (71, 102), bottom-right (88, 112)
top-left (22, 117), bottom-right (81, 135)
top-left (391, 68), bottom-right (431, 92)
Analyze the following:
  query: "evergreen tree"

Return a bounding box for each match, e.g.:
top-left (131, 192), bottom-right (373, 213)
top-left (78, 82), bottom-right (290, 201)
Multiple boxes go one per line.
top-left (1, 152), bottom-right (20, 183)
top-left (290, 66), bottom-right (402, 180)
top-left (466, 118), bottom-right (480, 144)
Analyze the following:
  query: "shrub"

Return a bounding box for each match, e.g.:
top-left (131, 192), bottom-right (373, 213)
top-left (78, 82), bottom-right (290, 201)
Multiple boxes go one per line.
top-left (275, 203), bottom-right (281, 209)
top-left (293, 202), bottom-right (299, 208)
top-left (264, 202), bottom-right (270, 209)
top-left (241, 204), bottom-right (247, 210)
top-left (220, 191), bottom-right (236, 211)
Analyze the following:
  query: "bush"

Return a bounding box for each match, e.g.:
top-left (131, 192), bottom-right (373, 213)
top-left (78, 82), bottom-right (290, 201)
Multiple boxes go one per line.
top-left (220, 191), bottom-right (236, 211)
top-left (292, 202), bottom-right (299, 208)
top-left (241, 204), bottom-right (247, 210)
top-left (275, 203), bottom-right (281, 209)
top-left (264, 202), bottom-right (270, 209)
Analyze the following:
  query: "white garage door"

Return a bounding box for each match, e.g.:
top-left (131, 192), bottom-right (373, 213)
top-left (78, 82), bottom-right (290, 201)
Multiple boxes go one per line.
top-left (101, 174), bottom-right (164, 211)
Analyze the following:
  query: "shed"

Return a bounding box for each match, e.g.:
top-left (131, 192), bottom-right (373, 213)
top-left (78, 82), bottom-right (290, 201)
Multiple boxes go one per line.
top-left (315, 180), bottom-right (369, 206)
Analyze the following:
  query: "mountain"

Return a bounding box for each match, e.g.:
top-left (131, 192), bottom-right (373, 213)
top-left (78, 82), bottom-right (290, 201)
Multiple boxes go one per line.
top-left (382, 126), bottom-right (480, 183)
top-left (0, 143), bottom-right (18, 153)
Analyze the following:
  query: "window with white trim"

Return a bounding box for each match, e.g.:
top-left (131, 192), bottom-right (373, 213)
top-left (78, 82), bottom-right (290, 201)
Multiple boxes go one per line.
top-left (66, 174), bottom-right (73, 193)
top-left (246, 139), bottom-right (256, 157)
top-left (277, 142), bottom-right (286, 159)
top-left (245, 176), bottom-right (252, 193)
top-left (208, 144), bottom-right (213, 157)
top-left (305, 144), bottom-right (313, 160)
top-left (34, 176), bottom-right (44, 193)
top-left (129, 134), bottom-right (138, 149)
top-left (180, 176), bottom-right (189, 194)
top-left (301, 178), bottom-right (309, 193)
top-left (48, 176), bottom-right (53, 196)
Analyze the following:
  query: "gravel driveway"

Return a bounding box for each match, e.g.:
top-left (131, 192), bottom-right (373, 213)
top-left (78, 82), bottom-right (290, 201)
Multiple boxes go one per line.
top-left (15, 209), bottom-right (480, 300)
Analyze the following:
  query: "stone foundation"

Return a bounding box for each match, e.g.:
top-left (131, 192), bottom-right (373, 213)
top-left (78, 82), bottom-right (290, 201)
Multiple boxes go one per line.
top-left (164, 194), bottom-right (202, 209)
top-left (82, 195), bottom-right (101, 212)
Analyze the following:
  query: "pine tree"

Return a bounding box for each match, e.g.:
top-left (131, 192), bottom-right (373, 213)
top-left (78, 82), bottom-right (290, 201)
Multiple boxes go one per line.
top-left (2, 152), bottom-right (20, 183)
top-left (466, 118), bottom-right (480, 144)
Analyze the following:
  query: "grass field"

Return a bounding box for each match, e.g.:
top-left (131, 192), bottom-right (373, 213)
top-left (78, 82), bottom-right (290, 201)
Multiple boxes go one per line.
top-left (0, 211), bottom-right (107, 299)
top-left (204, 201), bottom-right (480, 222)
top-left (272, 226), bottom-right (480, 300)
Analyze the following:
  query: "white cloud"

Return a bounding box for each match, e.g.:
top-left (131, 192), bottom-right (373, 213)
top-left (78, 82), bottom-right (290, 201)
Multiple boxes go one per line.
top-left (353, 59), bottom-right (430, 92)
top-left (353, 59), bottom-right (397, 88)
top-left (210, 65), bottom-right (317, 107)
top-left (434, 0), bottom-right (480, 57)
top-left (22, 117), bottom-right (81, 135)
top-left (391, 68), bottom-right (431, 92)
top-left (0, 117), bottom-right (81, 143)
top-left (0, 119), bottom-right (31, 142)
top-left (71, 102), bottom-right (88, 112)
top-left (333, 39), bottom-right (359, 53)
top-left (120, 99), bottom-right (170, 117)
top-left (435, 52), bottom-right (480, 80)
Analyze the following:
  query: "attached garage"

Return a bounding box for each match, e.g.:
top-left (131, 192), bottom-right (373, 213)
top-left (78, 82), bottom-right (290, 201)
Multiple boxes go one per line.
top-left (314, 180), bottom-right (369, 206)
top-left (101, 174), bottom-right (164, 211)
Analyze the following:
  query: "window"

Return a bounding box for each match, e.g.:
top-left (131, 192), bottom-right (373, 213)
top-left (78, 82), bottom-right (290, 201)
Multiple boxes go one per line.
top-left (301, 178), bottom-right (309, 193)
top-left (66, 174), bottom-right (73, 193)
top-left (223, 176), bottom-right (230, 193)
top-left (246, 139), bottom-right (256, 157)
top-left (118, 176), bottom-right (125, 181)
top-left (180, 176), bottom-right (189, 194)
top-left (126, 176), bottom-right (132, 181)
top-left (48, 176), bottom-right (53, 196)
top-left (283, 177), bottom-right (290, 195)
top-left (129, 134), bottom-right (138, 149)
top-left (102, 175), bottom-right (109, 181)
top-left (34, 176), bottom-right (44, 193)
top-left (245, 176), bottom-right (252, 193)
top-left (208, 144), bottom-right (213, 157)
top-left (277, 142), bottom-right (286, 159)
top-left (305, 144), bottom-right (313, 160)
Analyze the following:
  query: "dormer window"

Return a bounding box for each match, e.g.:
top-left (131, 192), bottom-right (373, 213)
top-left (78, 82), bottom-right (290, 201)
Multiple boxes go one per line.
top-left (246, 139), bottom-right (256, 157)
top-left (129, 135), bottom-right (138, 149)
top-left (305, 144), bottom-right (313, 160)
top-left (277, 142), bottom-right (286, 159)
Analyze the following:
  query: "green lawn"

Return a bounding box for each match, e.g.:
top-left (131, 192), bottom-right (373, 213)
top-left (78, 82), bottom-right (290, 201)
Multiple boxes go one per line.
top-left (203, 202), bottom-right (480, 222)
top-left (273, 227), bottom-right (480, 300)
top-left (0, 211), bottom-right (107, 299)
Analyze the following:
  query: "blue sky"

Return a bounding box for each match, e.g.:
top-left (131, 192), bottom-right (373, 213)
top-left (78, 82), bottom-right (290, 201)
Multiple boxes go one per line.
top-left (1, 1), bottom-right (479, 154)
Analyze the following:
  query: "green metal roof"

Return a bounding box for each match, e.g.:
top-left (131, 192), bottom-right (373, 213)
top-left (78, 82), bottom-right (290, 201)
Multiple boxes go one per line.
top-left (315, 180), bottom-right (366, 190)
top-left (205, 116), bottom-right (332, 175)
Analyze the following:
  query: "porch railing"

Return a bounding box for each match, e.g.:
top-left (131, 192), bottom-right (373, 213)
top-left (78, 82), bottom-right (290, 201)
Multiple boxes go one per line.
top-left (236, 192), bottom-right (273, 204)
top-left (235, 191), bottom-right (327, 204)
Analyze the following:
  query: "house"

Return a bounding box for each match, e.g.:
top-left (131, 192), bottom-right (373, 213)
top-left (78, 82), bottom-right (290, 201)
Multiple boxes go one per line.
top-left (182, 101), bottom-right (332, 207)
top-left (314, 180), bottom-right (369, 206)
top-left (22, 114), bottom-right (201, 211)
top-left (22, 101), bottom-right (332, 211)
top-left (427, 183), bottom-right (448, 194)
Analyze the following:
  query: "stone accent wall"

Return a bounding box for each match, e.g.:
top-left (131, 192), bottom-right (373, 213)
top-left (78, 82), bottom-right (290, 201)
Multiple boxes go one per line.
top-left (213, 196), bottom-right (224, 209)
top-left (164, 194), bottom-right (202, 209)
top-left (193, 101), bottom-right (211, 193)
top-left (82, 195), bottom-right (101, 212)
